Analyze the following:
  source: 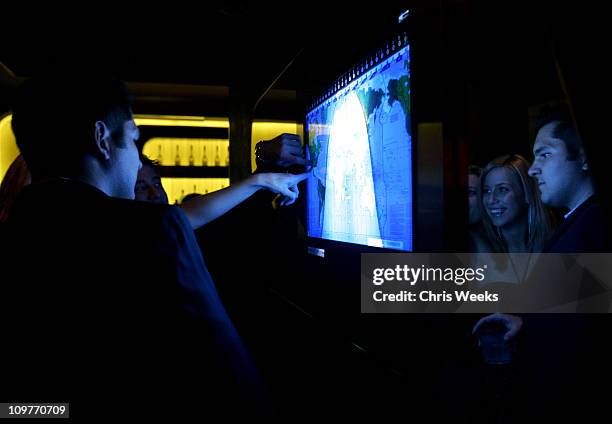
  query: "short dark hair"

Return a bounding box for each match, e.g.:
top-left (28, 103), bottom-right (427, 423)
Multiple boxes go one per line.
top-left (139, 153), bottom-right (161, 173)
top-left (11, 75), bottom-right (133, 177)
top-left (535, 104), bottom-right (582, 160)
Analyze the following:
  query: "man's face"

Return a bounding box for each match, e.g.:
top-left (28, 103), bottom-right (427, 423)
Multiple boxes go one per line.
top-left (482, 167), bottom-right (527, 229)
top-left (468, 173), bottom-right (481, 225)
top-left (135, 163), bottom-right (169, 204)
top-left (112, 119), bottom-right (142, 200)
top-left (528, 122), bottom-right (583, 208)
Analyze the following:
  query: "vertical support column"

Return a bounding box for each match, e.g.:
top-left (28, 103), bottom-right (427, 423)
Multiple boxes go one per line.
top-left (416, 122), bottom-right (444, 252)
top-left (228, 85), bottom-right (255, 184)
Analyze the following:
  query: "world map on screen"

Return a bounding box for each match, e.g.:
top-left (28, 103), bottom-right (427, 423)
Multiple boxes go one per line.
top-left (306, 45), bottom-right (413, 251)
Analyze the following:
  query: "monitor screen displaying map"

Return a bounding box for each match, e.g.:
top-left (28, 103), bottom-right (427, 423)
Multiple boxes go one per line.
top-left (305, 44), bottom-right (413, 251)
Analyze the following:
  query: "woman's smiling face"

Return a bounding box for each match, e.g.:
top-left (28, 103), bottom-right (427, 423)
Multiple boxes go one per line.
top-left (482, 167), bottom-right (527, 229)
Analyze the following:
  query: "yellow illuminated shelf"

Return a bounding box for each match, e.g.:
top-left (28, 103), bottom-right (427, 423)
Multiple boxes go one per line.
top-left (134, 115), bottom-right (229, 128)
top-left (136, 114), bottom-right (231, 199)
top-left (142, 138), bottom-right (229, 168)
top-left (162, 178), bottom-right (230, 205)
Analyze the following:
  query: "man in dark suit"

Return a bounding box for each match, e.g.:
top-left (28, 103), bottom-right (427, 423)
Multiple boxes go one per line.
top-left (0, 75), bottom-right (265, 418)
top-left (528, 108), bottom-right (604, 253)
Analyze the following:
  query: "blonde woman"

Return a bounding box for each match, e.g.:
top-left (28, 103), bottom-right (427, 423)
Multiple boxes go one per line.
top-left (478, 154), bottom-right (553, 253)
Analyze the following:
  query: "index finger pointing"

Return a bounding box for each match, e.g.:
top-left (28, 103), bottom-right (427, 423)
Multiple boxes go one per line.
top-left (290, 171), bottom-right (312, 184)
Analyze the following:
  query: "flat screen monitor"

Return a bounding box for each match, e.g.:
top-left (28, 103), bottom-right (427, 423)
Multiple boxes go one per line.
top-left (305, 43), bottom-right (413, 251)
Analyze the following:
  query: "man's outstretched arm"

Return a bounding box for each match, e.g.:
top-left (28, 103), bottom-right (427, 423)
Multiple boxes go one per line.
top-left (179, 171), bottom-right (310, 229)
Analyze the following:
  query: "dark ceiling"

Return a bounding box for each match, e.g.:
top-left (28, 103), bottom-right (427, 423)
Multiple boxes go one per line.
top-left (1, 3), bottom-right (411, 92)
top-left (1, 1), bottom-right (598, 110)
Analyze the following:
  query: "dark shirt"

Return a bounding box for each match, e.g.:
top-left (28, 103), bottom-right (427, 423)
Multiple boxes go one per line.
top-left (520, 195), bottom-right (609, 417)
top-left (544, 195), bottom-right (605, 253)
top-left (0, 179), bottom-right (263, 418)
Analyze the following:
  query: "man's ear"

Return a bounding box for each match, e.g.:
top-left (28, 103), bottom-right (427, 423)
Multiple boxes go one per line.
top-left (94, 120), bottom-right (112, 161)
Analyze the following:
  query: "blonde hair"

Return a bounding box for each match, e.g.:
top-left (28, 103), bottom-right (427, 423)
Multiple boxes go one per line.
top-left (478, 154), bottom-right (552, 252)
top-left (0, 155), bottom-right (31, 222)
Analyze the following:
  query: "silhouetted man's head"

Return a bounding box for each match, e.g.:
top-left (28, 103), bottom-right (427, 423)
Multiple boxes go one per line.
top-left (528, 106), bottom-right (593, 210)
top-left (11, 75), bottom-right (141, 199)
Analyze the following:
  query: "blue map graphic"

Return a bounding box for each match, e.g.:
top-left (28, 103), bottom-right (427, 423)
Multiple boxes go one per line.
top-left (306, 45), bottom-right (413, 251)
